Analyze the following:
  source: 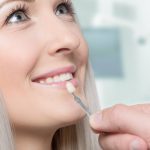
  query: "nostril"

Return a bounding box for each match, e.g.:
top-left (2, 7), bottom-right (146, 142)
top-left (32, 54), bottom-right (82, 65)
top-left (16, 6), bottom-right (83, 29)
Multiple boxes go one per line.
top-left (56, 48), bottom-right (71, 54)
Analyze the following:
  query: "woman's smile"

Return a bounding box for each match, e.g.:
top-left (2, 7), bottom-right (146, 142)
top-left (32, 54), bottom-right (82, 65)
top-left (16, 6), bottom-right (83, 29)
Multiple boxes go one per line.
top-left (31, 65), bottom-right (79, 89)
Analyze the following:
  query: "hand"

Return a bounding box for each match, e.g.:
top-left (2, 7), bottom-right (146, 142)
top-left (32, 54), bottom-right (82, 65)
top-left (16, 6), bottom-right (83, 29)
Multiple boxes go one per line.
top-left (89, 104), bottom-right (150, 150)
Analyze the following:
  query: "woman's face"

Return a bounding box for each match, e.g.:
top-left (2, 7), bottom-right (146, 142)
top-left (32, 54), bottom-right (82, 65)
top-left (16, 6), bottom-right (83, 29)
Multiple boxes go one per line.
top-left (0, 0), bottom-right (88, 130)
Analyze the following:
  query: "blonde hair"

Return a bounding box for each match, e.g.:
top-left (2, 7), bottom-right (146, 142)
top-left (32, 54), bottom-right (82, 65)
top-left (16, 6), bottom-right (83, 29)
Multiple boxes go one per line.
top-left (0, 93), bottom-right (15, 150)
top-left (0, 62), bottom-right (101, 150)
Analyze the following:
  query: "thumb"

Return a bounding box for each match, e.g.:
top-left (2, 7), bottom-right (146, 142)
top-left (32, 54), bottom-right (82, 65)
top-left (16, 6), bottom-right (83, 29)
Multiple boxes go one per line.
top-left (89, 104), bottom-right (150, 140)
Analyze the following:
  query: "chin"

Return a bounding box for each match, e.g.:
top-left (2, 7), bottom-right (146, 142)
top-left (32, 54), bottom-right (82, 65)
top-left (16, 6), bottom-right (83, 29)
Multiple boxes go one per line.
top-left (54, 104), bottom-right (86, 128)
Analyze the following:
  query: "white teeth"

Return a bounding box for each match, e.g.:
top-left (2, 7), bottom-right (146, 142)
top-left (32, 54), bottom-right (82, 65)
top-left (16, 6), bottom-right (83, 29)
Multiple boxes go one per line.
top-left (60, 73), bottom-right (73, 82)
top-left (53, 75), bottom-right (61, 82)
top-left (60, 74), bottom-right (67, 81)
top-left (39, 73), bottom-right (73, 84)
top-left (46, 77), bottom-right (54, 83)
top-left (66, 73), bottom-right (73, 80)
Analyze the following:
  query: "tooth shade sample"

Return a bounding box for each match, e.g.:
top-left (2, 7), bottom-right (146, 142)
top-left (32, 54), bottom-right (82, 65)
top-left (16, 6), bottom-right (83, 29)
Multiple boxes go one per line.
top-left (66, 82), bottom-right (76, 94)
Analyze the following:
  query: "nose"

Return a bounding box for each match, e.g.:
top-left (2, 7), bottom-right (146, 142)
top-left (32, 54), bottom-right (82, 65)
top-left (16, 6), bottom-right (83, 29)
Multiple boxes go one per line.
top-left (39, 14), bottom-right (80, 56)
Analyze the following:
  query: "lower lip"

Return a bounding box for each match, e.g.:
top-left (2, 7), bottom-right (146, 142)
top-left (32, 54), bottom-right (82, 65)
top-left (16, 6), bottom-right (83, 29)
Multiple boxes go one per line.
top-left (32, 78), bottom-right (79, 89)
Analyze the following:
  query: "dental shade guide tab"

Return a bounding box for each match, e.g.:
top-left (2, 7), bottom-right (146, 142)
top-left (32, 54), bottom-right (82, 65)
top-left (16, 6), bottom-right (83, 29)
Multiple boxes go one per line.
top-left (66, 82), bottom-right (76, 94)
top-left (66, 82), bottom-right (91, 117)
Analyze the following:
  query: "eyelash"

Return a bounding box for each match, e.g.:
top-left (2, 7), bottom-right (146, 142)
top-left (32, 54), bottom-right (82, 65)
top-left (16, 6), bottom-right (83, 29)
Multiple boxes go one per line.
top-left (4, 0), bottom-right (75, 25)
top-left (57, 0), bottom-right (75, 16)
top-left (5, 3), bottom-right (29, 25)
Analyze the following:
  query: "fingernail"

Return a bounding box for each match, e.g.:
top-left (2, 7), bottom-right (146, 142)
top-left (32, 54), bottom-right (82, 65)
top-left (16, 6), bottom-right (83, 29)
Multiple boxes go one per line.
top-left (89, 112), bottom-right (102, 129)
top-left (130, 140), bottom-right (141, 150)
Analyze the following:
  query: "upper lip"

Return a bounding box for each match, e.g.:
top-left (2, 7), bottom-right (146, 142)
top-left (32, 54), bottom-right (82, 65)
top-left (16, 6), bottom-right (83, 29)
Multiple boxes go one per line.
top-left (31, 65), bottom-right (76, 82)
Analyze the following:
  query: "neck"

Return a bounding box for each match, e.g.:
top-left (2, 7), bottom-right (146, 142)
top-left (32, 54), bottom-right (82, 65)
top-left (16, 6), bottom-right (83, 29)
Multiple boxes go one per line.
top-left (13, 128), bottom-right (56, 150)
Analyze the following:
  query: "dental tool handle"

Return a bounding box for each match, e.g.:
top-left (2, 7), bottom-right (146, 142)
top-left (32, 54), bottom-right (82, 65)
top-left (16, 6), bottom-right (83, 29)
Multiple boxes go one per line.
top-left (72, 93), bottom-right (91, 117)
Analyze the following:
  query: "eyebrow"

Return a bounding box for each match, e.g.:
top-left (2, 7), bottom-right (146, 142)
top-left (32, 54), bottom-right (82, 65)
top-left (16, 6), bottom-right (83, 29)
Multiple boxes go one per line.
top-left (0, 0), bottom-right (35, 9)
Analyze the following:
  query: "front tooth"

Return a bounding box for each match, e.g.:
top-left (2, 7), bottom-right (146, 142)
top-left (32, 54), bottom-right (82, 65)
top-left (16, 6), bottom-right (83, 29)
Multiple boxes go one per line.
top-left (53, 75), bottom-right (61, 82)
top-left (60, 73), bottom-right (72, 81)
top-left (60, 74), bottom-right (67, 81)
top-left (67, 73), bottom-right (73, 79)
top-left (46, 77), bottom-right (54, 83)
top-left (65, 73), bottom-right (73, 80)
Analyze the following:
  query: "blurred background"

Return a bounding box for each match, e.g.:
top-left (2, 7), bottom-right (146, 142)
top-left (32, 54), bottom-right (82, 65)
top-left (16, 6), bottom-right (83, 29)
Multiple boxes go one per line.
top-left (73, 0), bottom-right (150, 108)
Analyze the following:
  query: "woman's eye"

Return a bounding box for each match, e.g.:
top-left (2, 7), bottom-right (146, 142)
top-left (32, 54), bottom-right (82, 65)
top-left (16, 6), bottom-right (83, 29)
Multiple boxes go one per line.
top-left (55, 3), bottom-right (70, 16)
top-left (7, 11), bottom-right (29, 24)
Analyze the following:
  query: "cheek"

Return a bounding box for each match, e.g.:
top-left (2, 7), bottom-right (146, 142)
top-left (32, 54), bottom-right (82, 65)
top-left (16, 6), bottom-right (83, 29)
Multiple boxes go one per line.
top-left (76, 36), bottom-right (89, 83)
top-left (0, 33), bottom-right (42, 126)
top-left (74, 35), bottom-right (89, 97)
top-left (80, 38), bottom-right (89, 64)
top-left (0, 33), bottom-right (39, 85)
top-left (0, 33), bottom-right (39, 112)
top-left (69, 23), bottom-right (89, 66)
top-left (75, 37), bottom-right (89, 67)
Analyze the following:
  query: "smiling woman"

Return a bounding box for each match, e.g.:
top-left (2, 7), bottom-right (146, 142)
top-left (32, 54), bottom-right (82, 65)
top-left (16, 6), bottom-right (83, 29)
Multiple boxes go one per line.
top-left (0, 0), bottom-right (100, 150)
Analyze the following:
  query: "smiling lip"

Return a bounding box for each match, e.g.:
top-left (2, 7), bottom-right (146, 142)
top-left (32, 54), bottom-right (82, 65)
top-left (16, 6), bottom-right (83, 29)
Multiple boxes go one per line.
top-left (31, 65), bottom-right (78, 88)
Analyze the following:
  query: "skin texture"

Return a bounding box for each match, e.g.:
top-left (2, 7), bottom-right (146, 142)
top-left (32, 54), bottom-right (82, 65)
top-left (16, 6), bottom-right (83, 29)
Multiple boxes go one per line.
top-left (89, 104), bottom-right (150, 150)
top-left (0, 0), bottom-right (88, 150)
